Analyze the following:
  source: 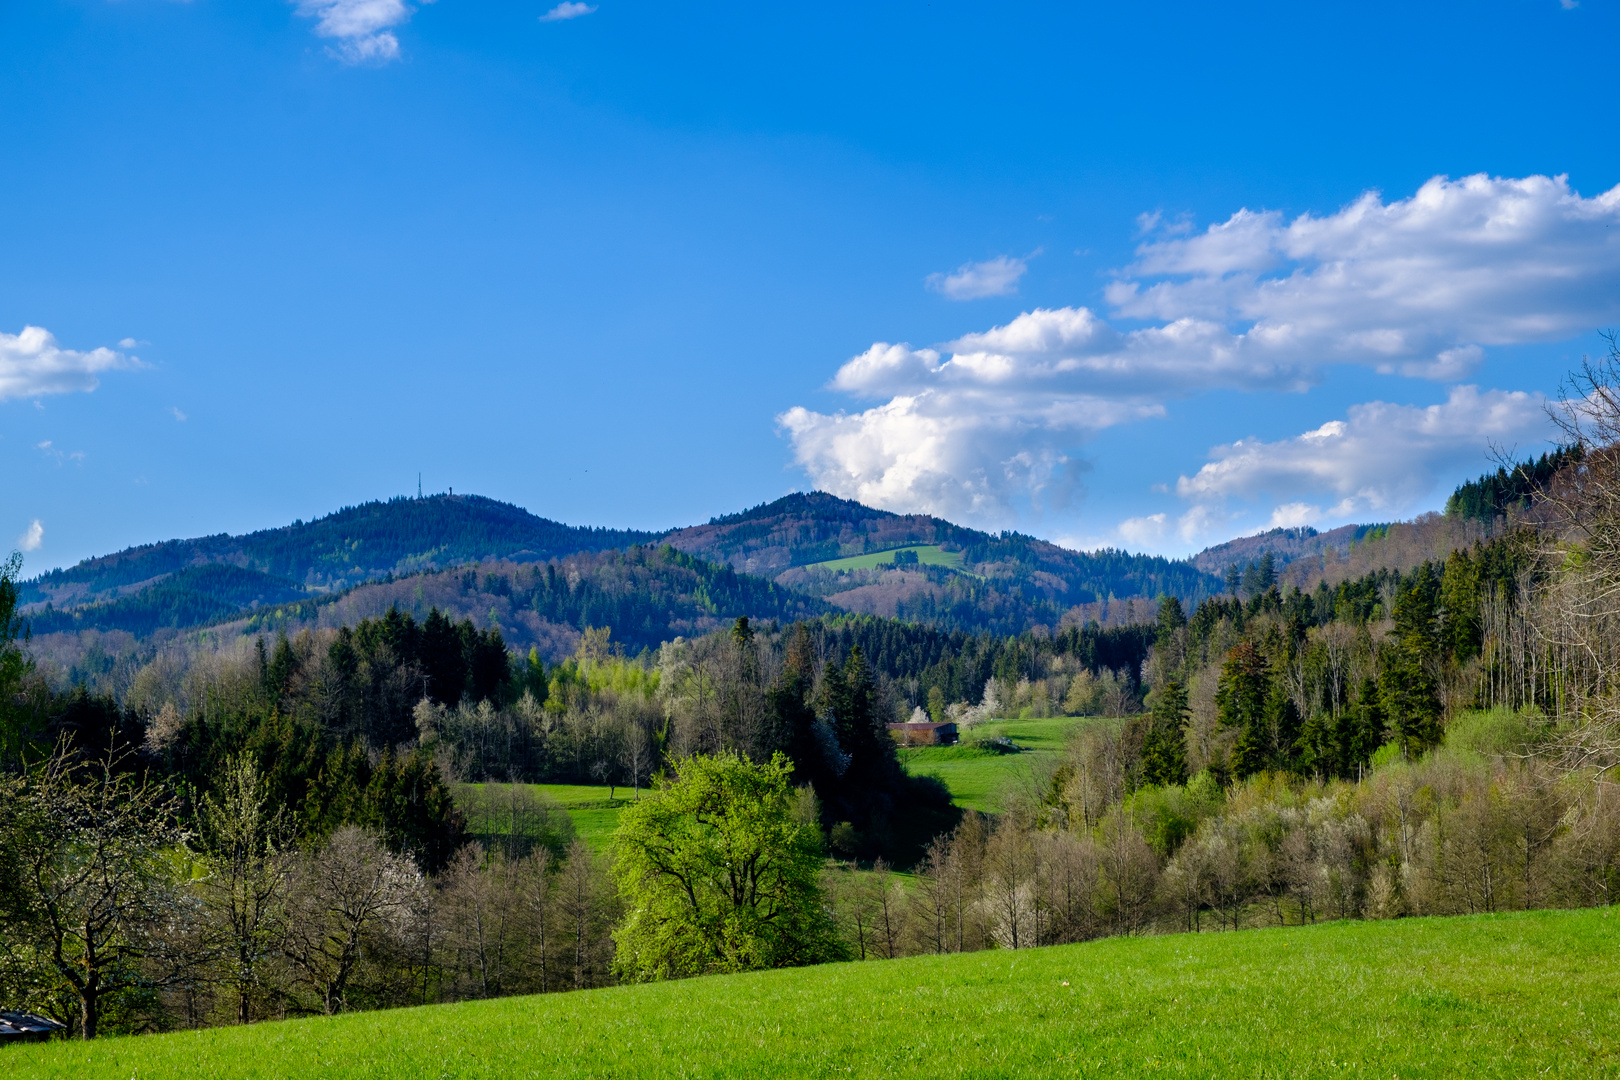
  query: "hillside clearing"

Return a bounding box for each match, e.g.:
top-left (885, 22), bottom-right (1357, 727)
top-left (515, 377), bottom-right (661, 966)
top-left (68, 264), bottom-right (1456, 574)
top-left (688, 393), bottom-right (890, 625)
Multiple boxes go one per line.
top-left (900, 715), bottom-right (1090, 812)
top-left (803, 544), bottom-right (966, 573)
top-left (11, 908), bottom-right (1617, 1079)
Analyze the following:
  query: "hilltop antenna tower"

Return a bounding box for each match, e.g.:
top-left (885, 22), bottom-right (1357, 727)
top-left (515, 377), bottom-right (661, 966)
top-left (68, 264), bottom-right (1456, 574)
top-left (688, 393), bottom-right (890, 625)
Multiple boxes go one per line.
top-left (418, 473), bottom-right (422, 499)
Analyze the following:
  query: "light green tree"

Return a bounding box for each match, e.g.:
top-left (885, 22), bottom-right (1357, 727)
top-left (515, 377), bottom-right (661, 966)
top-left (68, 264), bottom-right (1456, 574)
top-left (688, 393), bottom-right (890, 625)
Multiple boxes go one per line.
top-left (611, 751), bottom-right (843, 980)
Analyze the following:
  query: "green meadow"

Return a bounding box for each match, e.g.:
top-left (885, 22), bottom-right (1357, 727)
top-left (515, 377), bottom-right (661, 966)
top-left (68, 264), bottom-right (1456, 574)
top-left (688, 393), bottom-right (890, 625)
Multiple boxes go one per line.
top-left (526, 783), bottom-right (644, 850)
top-left (12, 907), bottom-right (1617, 1079)
top-left (461, 782), bottom-right (641, 852)
top-left (804, 544), bottom-right (966, 573)
top-left (900, 715), bottom-right (1087, 812)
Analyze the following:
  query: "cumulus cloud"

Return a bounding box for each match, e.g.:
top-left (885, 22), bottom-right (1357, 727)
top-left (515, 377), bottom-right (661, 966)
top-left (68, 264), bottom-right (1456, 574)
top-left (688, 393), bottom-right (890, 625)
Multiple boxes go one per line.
top-left (783, 173), bottom-right (1620, 529)
top-left (294, 0), bottom-right (429, 63)
top-left (926, 254), bottom-right (1031, 300)
top-left (1172, 385), bottom-right (1550, 531)
top-left (0, 326), bottom-right (134, 401)
top-left (16, 520), bottom-right (42, 553)
top-left (540, 2), bottom-right (597, 21)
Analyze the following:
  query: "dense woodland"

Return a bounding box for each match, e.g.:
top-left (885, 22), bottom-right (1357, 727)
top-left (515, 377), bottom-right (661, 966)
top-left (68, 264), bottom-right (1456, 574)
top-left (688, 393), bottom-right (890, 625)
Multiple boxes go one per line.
top-left (7, 354), bottom-right (1620, 1042)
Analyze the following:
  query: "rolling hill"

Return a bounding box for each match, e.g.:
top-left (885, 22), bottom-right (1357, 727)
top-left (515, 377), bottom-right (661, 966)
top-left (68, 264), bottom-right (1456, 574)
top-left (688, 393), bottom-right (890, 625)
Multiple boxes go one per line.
top-left (17, 491), bottom-right (1226, 646)
top-left (9, 908), bottom-right (1615, 1079)
top-left (18, 494), bottom-right (662, 609)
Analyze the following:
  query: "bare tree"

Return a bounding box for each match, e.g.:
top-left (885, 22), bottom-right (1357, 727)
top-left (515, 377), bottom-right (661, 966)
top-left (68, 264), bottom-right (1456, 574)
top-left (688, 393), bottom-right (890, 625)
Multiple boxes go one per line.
top-left (552, 840), bottom-right (615, 990)
top-left (619, 721), bottom-right (653, 800)
top-left (282, 827), bottom-right (420, 1015)
top-left (197, 757), bottom-right (294, 1025)
top-left (0, 745), bottom-right (196, 1038)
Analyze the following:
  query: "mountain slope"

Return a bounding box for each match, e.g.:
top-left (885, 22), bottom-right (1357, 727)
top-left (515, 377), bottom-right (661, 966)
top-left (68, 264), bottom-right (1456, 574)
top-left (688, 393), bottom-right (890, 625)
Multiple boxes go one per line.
top-left (20, 491), bottom-right (1222, 647)
top-left (667, 492), bottom-right (1224, 631)
top-left (21, 494), bottom-right (662, 609)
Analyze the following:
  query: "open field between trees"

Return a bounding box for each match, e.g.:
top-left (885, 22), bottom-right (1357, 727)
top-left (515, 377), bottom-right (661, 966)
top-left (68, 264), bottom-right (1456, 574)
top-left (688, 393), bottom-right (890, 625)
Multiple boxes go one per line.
top-left (11, 908), bottom-right (1617, 1079)
top-left (530, 783), bottom-right (638, 851)
top-left (803, 544), bottom-right (967, 573)
top-left (900, 715), bottom-right (1089, 812)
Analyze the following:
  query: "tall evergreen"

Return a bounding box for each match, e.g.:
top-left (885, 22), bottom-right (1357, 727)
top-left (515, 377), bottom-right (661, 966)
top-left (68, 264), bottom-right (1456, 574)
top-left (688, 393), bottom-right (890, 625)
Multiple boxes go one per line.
top-left (1141, 679), bottom-right (1189, 786)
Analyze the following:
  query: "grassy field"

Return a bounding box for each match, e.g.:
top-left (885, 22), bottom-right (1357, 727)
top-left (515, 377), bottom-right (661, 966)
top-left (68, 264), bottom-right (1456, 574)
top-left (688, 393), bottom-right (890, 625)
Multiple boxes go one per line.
top-left (528, 783), bottom-right (648, 851)
top-left (901, 716), bottom-right (1087, 812)
top-left (803, 544), bottom-right (966, 573)
top-left (13, 907), bottom-right (1617, 1078)
top-left (460, 783), bottom-right (643, 852)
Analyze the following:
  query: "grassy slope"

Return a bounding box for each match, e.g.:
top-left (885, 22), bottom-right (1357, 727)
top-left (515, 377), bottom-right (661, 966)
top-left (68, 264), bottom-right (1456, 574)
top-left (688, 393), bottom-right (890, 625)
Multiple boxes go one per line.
top-left (14, 908), bottom-right (1617, 1079)
top-left (529, 783), bottom-right (641, 851)
top-left (901, 716), bottom-right (1086, 812)
top-left (805, 544), bottom-right (966, 573)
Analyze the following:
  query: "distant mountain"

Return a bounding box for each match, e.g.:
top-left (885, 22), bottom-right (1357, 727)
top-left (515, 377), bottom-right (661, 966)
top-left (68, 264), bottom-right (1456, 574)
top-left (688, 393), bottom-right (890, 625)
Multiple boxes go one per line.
top-left (20, 494), bottom-right (661, 610)
top-left (27, 565), bottom-right (307, 638)
top-left (667, 492), bottom-right (1225, 633)
top-left (211, 545), bottom-right (827, 659)
top-left (1189, 524), bottom-right (1375, 576)
top-left (19, 490), bottom-right (1224, 649)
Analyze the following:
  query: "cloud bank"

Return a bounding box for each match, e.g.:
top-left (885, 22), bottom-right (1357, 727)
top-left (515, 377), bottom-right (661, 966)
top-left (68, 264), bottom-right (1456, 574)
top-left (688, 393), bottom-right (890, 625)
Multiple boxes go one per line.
top-left (1166, 385), bottom-right (1550, 541)
top-left (0, 326), bottom-right (133, 401)
top-left (783, 173), bottom-right (1620, 532)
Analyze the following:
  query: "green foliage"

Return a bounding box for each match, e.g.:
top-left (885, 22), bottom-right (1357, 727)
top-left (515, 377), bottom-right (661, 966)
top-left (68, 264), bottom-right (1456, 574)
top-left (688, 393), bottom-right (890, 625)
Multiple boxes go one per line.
top-left (1216, 640), bottom-right (1270, 778)
top-left (0, 551), bottom-right (33, 764)
top-left (807, 614), bottom-right (1155, 707)
top-left (1140, 680), bottom-right (1189, 787)
top-left (1445, 445), bottom-right (1582, 523)
top-left (611, 752), bottom-right (843, 980)
top-left (1382, 582), bottom-right (1443, 756)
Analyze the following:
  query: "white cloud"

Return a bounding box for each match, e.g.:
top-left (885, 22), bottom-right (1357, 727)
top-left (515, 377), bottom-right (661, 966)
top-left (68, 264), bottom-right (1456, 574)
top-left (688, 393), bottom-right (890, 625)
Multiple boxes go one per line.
top-left (1267, 502), bottom-right (1322, 529)
top-left (1173, 386), bottom-right (1550, 530)
top-left (172, 406), bottom-right (188, 422)
top-left (779, 391), bottom-right (1119, 526)
top-left (17, 520), bottom-right (42, 552)
top-left (1108, 173), bottom-right (1620, 378)
top-left (0, 326), bottom-right (133, 401)
top-left (926, 254), bottom-right (1031, 300)
top-left (1117, 513), bottom-right (1168, 546)
top-left (783, 173), bottom-right (1619, 530)
top-left (294, 0), bottom-right (430, 63)
top-left (540, 2), bottom-right (596, 21)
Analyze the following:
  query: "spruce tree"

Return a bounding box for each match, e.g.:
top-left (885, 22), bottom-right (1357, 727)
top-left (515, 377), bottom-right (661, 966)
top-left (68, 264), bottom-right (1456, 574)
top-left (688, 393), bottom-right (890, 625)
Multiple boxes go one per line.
top-left (1141, 679), bottom-right (1189, 786)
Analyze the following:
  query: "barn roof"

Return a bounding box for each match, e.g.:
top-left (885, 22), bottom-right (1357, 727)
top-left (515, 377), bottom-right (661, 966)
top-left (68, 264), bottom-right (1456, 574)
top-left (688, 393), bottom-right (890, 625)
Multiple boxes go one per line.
top-left (0, 1011), bottom-right (66, 1039)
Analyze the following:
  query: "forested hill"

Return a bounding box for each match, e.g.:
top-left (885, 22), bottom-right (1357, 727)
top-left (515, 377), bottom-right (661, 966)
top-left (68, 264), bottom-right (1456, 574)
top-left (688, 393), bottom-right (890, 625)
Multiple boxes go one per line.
top-left (21, 489), bottom-right (1228, 648)
top-left (20, 494), bottom-right (661, 609)
top-left (665, 492), bottom-right (1224, 613)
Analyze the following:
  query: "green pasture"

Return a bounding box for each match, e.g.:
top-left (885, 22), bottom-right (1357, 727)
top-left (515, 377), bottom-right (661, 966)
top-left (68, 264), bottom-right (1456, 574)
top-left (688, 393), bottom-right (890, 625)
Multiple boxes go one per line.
top-left (459, 783), bottom-right (643, 853)
top-left (526, 783), bottom-right (648, 851)
top-left (15, 907), bottom-right (1618, 1079)
top-left (901, 715), bottom-right (1088, 812)
top-left (803, 544), bottom-right (965, 573)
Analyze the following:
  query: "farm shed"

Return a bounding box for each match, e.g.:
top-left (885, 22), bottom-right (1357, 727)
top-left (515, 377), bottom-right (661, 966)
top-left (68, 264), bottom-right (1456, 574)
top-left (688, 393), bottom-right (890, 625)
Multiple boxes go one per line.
top-left (887, 720), bottom-right (958, 746)
top-left (0, 1011), bottom-right (66, 1043)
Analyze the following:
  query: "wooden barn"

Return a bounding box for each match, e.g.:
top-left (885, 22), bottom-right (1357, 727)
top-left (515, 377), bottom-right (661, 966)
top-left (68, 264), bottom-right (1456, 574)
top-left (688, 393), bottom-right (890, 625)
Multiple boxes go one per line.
top-left (0, 1011), bottom-right (66, 1044)
top-left (887, 719), bottom-right (958, 746)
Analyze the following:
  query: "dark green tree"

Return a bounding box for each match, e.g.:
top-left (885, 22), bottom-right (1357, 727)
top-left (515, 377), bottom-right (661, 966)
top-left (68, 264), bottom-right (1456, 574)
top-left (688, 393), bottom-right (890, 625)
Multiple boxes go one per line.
top-left (1216, 639), bottom-right (1271, 778)
top-left (1141, 679), bottom-right (1189, 786)
top-left (1382, 584), bottom-right (1443, 756)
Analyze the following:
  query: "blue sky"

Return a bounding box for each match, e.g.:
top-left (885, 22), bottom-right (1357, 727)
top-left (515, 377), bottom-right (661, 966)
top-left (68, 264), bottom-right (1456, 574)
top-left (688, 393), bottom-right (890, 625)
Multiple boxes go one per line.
top-left (4, 0), bottom-right (1618, 572)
